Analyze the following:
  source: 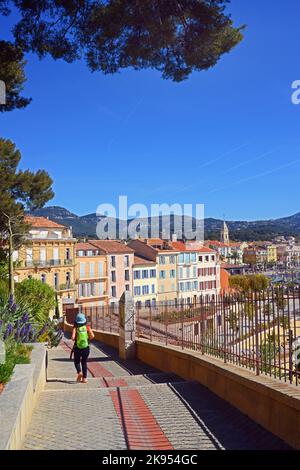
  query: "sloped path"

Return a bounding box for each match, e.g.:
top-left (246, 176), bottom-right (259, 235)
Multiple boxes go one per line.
top-left (22, 338), bottom-right (291, 450)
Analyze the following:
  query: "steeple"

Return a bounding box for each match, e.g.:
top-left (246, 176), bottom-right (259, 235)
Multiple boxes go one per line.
top-left (220, 220), bottom-right (229, 244)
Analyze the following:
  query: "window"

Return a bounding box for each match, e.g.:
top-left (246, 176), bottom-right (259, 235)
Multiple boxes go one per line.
top-left (152, 284), bottom-right (155, 293)
top-left (66, 272), bottom-right (71, 288)
top-left (179, 283), bottom-right (184, 292)
top-left (142, 270), bottom-right (149, 279)
top-left (89, 262), bottom-right (95, 277)
top-left (193, 281), bottom-right (198, 290)
top-left (80, 262), bottom-right (85, 278)
top-left (134, 286), bottom-right (141, 296)
top-left (185, 253), bottom-right (190, 264)
top-left (193, 266), bottom-right (197, 278)
top-left (98, 262), bottom-right (103, 276)
top-left (111, 256), bottom-right (116, 267)
top-left (170, 269), bottom-right (176, 278)
top-left (134, 270), bottom-right (140, 279)
top-left (205, 256), bottom-right (209, 262)
top-left (191, 253), bottom-right (196, 263)
top-left (178, 254), bottom-right (184, 264)
top-left (198, 256), bottom-right (203, 262)
top-left (111, 286), bottom-right (116, 297)
top-left (124, 255), bottom-right (129, 267)
top-left (111, 271), bottom-right (116, 282)
top-left (125, 284), bottom-right (130, 291)
top-left (142, 285), bottom-right (149, 295)
top-left (187, 282), bottom-right (191, 291)
top-left (87, 250), bottom-right (93, 256)
top-left (186, 267), bottom-right (190, 278)
top-left (66, 248), bottom-right (70, 260)
top-left (159, 255), bottom-right (166, 264)
top-left (54, 273), bottom-right (59, 290)
top-left (125, 270), bottom-right (130, 281)
top-left (77, 250), bottom-right (84, 257)
top-left (169, 255), bottom-right (175, 264)
top-left (179, 267), bottom-right (183, 279)
top-left (159, 270), bottom-right (166, 279)
top-left (211, 255), bottom-right (215, 261)
top-left (150, 269), bottom-right (156, 278)
top-left (41, 274), bottom-right (46, 284)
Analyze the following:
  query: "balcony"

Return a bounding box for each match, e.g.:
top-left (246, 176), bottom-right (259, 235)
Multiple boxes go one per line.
top-left (64, 259), bottom-right (73, 265)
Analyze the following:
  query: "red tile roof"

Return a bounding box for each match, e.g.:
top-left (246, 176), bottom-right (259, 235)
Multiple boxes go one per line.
top-left (170, 241), bottom-right (215, 253)
top-left (89, 240), bottom-right (134, 254)
top-left (25, 215), bottom-right (66, 229)
top-left (76, 242), bottom-right (100, 252)
top-left (133, 256), bottom-right (156, 266)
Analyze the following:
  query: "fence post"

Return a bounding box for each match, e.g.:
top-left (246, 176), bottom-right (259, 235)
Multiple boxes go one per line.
top-left (254, 291), bottom-right (260, 376)
top-left (119, 291), bottom-right (136, 359)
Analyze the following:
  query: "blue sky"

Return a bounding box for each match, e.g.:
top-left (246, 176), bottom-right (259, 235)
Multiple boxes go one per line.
top-left (1, 0), bottom-right (300, 221)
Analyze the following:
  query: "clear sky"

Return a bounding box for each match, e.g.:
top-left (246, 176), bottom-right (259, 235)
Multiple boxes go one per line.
top-left (1, 0), bottom-right (300, 221)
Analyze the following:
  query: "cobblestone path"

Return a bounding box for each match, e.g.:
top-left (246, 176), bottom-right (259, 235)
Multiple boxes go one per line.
top-left (22, 339), bottom-right (291, 450)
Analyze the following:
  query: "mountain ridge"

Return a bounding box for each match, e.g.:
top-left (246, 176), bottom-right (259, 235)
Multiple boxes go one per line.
top-left (29, 206), bottom-right (300, 241)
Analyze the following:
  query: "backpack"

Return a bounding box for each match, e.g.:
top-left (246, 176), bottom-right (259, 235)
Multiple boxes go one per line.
top-left (76, 325), bottom-right (89, 349)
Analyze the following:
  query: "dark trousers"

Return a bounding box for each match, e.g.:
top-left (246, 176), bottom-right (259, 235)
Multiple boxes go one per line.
top-left (74, 346), bottom-right (90, 379)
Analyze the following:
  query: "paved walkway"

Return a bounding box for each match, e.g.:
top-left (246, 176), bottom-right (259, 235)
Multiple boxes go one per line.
top-left (22, 338), bottom-right (291, 450)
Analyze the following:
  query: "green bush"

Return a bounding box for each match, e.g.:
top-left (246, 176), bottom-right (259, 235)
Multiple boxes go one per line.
top-left (15, 278), bottom-right (56, 322)
top-left (0, 342), bottom-right (32, 384)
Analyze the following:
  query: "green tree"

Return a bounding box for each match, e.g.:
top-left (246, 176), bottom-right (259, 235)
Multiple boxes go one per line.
top-left (0, 0), bottom-right (244, 111)
top-left (0, 40), bottom-right (31, 111)
top-left (229, 274), bottom-right (270, 293)
top-left (0, 138), bottom-right (54, 296)
top-left (15, 278), bottom-right (56, 322)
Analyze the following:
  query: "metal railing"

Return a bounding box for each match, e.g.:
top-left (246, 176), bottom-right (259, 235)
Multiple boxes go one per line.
top-left (136, 286), bottom-right (300, 386)
top-left (66, 286), bottom-right (300, 386)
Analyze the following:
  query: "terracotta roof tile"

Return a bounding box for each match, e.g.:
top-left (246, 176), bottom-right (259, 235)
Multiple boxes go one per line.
top-left (89, 240), bottom-right (134, 254)
top-left (133, 256), bottom-right (156, 266)
top-left (25, 215), bottom-right (66, 229)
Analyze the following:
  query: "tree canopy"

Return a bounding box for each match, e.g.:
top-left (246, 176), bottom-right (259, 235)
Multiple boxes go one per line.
top-left (0, 0), bottom-right (244, 111)
top-left (0, 137), bottom-right (54, 249)
top-left (229, 274), bottom-right (270, 293)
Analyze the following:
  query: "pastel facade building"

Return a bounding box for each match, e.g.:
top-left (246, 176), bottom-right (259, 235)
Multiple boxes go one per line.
top-left (133, 256), bottom-right (157, 307)
top-left (128, 238), bottom-right (178, 303)
top-left (89, 240), bottom-right (134, 305)
top-left (14, 216), bottom-right (76, 312)
top-left (75, 242), bottom-right (109, 308)
top-left (170, 241), bottom-right (220, 302)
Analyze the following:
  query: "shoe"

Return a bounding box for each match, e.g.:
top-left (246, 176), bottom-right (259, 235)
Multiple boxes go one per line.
top-left (76, 372), bottom-right (83, 382)
top-left (82, 378), bottom-right (87, 384)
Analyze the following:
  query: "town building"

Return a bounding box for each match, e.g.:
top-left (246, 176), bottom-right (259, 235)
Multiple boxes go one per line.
top-left (133, 256), bottom-right (157, 307)
top-left (75, 242), bottom-right (109, 308)
top-left (170, 240), bottom-right (220, 302)
top-left (128, 238), bottom-right (179, 303)
top-left (89, 240), bottom-right (134, 305)
top-left (14, 216), bottom-right (76, 313)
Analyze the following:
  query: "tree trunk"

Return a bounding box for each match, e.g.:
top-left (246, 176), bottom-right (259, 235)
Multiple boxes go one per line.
top-left (8, 217), bottom-right (14, 297)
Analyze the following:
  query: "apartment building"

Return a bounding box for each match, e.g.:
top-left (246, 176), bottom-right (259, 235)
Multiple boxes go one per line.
top-left (267, 245), bottom-right (277, 263)
top-left (133, 256), bottom-right (157, 307)
top-left (14, 216), bottom-right (76, 312)
top-left (75, 242), bottom-right (109, 308)
top-left (128, 238), bottom-right (179, 303)
top-left (89, 240), bottom-right (134, 304)
top-left (170, 241), bottom-right (220, 302)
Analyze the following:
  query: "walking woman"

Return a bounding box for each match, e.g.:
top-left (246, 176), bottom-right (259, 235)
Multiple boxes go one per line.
top-left (71, 313), bottom-right (95, 384)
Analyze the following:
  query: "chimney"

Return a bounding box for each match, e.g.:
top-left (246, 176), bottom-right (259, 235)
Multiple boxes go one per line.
top-left (172, 234), bottom-right (177, 242)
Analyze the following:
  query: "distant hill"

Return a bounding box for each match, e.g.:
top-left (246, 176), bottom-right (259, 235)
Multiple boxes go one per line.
top-left (29, 206), bottom-right (300, 241)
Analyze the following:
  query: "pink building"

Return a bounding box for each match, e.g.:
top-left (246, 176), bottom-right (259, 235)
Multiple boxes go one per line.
top-left (89, 240), bottom-right (134, 304)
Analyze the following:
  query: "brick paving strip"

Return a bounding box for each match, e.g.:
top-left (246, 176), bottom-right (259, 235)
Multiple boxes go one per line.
top-left (110, 388), bottom-right (173, 450)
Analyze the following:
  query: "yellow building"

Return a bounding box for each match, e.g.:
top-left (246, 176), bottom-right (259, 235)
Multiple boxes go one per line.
top-left (14, 216), bottom-right (76, 313)
top-left (75, 242), bottom-right (109, 308)
top-left (128, 239), bottom-right (178, 303)
top-left (133, 256), bottom-right (157, 307)
top-left (267, 245), bottom-right (277, 263)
